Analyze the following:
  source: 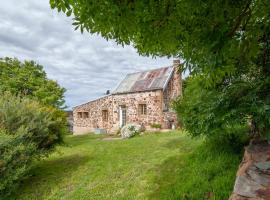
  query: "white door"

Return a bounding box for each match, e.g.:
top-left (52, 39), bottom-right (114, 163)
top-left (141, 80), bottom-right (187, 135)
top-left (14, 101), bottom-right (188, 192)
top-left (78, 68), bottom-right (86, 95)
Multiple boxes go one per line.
top-left (119, 105), bottom-right (127, 127)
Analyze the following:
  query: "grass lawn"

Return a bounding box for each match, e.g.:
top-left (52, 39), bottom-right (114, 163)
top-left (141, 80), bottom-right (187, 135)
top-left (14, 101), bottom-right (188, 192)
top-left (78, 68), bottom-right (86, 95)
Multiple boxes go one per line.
top-left (8, 131), bottom-right (241, 200)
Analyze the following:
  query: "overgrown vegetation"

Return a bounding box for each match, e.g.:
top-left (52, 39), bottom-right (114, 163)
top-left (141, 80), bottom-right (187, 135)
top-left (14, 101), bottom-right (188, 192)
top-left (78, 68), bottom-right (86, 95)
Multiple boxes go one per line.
top-left (173, 47), bottom-right (270, 148)
top-left (6, 132), bottom-right (241, 200)
top-left (150, 140), bottom-right (241, 199)
top-left (174, 75), bottom-right (254, 151)
top-left (150, 123), bottom-right (162, 129)
top-left (0, 93), bottom-right (67, 196)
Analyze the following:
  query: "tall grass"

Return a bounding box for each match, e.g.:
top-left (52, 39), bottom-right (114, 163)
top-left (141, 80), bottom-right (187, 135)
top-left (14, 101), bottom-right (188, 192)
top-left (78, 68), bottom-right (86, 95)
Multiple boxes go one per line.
top-left (149, 140), bottom-right (242, 200)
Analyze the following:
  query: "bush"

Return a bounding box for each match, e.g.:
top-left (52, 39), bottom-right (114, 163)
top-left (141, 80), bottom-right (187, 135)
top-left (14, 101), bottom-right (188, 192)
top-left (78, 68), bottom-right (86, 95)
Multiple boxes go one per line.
top-left (128, 125), bottom-right (140, 134)
top-left (150, 123), bottom-right (162, 129)
top-left (121, 124), bottom-right (141, 138)
top-left (0, 93), bottom-right (67, 196)
top-left (173, 75), bottom-right (252, 151)
top-left (0, 129), bottom-right (36, 196)
top-left (205, 125), bottom-right (250, 153)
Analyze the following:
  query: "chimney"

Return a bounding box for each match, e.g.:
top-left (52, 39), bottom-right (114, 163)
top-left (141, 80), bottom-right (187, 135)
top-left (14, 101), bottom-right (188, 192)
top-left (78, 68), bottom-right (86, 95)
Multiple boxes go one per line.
top-left (106, 90), bottom-right (110, 95)
top-left (172, 59), bottom-right (183, 97)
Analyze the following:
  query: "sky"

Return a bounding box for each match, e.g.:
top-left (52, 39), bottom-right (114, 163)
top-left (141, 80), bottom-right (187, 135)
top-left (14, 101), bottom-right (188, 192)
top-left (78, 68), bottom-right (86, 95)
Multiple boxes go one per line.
top-left (0, 1), bottom-right (173, 109)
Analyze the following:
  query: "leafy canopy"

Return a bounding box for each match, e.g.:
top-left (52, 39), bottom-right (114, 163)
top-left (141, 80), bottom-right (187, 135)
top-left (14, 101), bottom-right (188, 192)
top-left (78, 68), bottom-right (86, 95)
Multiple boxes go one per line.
top-left (50, 0), bottom-right (270, 82)
top-left (0, 57), bottom-right (66, 108)
top-left (174, 60), bottom-right (270, 144)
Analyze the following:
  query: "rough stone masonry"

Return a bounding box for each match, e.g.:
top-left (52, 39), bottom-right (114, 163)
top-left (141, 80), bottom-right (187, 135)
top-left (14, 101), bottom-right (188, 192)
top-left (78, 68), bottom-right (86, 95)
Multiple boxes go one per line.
top-left (230, 140), bottom-right (270, 200)
top-left (73, 60), bottom-right (182, 135)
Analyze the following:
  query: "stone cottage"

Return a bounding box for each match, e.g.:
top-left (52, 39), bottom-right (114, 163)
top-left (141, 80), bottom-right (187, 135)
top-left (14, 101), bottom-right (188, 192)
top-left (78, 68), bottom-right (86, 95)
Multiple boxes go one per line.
top-left (73, 60), bottom-right (182, 135)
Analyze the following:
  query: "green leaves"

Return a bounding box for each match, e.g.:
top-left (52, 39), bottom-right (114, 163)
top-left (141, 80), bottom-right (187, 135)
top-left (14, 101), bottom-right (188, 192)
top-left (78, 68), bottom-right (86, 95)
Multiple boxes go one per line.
top-left (0, 93), bottom-right (67, 196)
top-left (66, 9), bottom-right (72, 17)
top-left (49, 0), bottom-right (270, 85)
top-left (0, 57), bottom-right (66, 109)
top-left (174, 58), bottom-right (270, 143)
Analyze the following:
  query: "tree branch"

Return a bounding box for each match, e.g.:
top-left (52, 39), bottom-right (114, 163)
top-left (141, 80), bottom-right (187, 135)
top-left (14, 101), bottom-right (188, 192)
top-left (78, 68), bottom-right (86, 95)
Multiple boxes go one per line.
top-left (227, 1), bottom-right (252, 37)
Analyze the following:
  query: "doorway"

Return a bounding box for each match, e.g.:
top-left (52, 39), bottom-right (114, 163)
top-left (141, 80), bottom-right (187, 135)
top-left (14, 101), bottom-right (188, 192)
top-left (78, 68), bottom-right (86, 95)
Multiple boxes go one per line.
top-left (119, 105), bottom-right (127, 127)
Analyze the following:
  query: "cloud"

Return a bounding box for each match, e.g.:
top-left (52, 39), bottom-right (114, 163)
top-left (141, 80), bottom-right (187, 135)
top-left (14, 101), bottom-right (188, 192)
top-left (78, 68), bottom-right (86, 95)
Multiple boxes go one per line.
top-left (0, 1), bottom-right (172, 109)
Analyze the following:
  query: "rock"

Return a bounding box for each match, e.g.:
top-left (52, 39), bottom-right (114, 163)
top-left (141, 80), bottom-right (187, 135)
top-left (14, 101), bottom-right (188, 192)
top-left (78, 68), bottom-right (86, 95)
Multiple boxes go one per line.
top-left (230, 141), bottom-right (270, 200)
top-left (120, 124), bottom-right (141, 139)
top-left (233, 176), bottom-right (262, 198)
top-left (255, 162), bottom-right (270, 171)
top-left (237, 150), bottom-right (254, 176)
top-left (256, 188), bottom-right (270, 199)
top-left (247, 166), bottom-right (270, 187)
top-left (229, 193), bottom-right (260, 200)
top-left (94, 128), bottom-right (107, 134)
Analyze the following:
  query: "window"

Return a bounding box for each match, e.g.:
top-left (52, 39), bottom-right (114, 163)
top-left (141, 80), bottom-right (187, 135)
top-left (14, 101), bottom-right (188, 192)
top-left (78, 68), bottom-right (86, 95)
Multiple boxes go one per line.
top-left (163, 89), bottom-right (169, 111)
top-left (138, 104), bottom-right (147, 115)
top-left (77, 112), bottom-right (82, 118)
top-left (82, 112), bottom-right (89, 119)
top-left (78, 112), bottom-right (89, 119)
top-left (102, 110), bottom-right (109, 122)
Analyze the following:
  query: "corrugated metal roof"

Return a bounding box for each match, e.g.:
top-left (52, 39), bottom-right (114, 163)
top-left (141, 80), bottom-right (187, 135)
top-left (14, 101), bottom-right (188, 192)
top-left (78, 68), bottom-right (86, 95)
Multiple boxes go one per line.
top-left (112, 66), bottom-right (174, 94)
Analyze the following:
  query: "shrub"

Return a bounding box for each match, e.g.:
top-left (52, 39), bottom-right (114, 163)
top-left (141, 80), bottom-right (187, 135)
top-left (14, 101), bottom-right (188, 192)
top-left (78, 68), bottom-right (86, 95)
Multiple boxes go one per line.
top-left (173, 75), bottom-right (253, 151)
top-left (0, 93), bottom-right (67, 196)
top-left (121, 124), bottom-right (141, 138)
top-left (128, 125), bottom-right (140, 134)
top-left (150, 123), bottom-right (162, 129)
top-left (0, 129), bottom-right (36, 196)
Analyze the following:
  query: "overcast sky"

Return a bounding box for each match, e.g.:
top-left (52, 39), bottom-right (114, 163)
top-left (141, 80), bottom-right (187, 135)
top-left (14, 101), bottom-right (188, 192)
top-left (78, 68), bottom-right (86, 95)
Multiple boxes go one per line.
top-left (0, 1), bottom-right (172, 109)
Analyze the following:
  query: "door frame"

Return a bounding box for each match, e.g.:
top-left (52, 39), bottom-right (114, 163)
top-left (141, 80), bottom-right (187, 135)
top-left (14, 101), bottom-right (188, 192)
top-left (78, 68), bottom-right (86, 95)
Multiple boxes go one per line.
top-left (119, 105), bottom-right (127, 128)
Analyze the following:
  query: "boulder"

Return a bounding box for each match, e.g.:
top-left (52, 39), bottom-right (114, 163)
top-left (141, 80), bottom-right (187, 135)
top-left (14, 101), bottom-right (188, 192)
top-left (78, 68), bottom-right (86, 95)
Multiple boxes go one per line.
top-left (230, 140), bottom-right (270, 200)
top-left (120, 124), bottom-right (141, 139)
top-left (233, 176), bottom-right (262, 198)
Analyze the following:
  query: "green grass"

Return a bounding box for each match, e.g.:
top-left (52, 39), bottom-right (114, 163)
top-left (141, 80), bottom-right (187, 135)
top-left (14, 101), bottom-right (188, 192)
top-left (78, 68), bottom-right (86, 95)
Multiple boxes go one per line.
top-left (8, 131), bottom-right (241, 200)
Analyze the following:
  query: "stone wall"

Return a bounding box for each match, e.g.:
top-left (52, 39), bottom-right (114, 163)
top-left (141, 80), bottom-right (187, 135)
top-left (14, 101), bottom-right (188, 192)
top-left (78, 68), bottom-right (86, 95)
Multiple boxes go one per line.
top-left (73, 90), bottom-right (165, 134)
top-left (161, 61), bottom-right (182, 128)
top-left (73, 95), bottom-right (113, 134)
top-left (162, 111), bottom-right (178, 129)
top-left (230, 140), bottom-right (270, 200)
top-left (111, 90), bottom-right (164, 132)
top-left (167, 60), bottom-right (182, 102)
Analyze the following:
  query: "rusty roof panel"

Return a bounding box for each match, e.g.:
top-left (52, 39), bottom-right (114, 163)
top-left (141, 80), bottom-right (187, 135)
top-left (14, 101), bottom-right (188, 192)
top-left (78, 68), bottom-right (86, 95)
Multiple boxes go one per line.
top-left (150, 77), bottom-right (168, 88)
top-left (112, 66), bottom-right (174, 94)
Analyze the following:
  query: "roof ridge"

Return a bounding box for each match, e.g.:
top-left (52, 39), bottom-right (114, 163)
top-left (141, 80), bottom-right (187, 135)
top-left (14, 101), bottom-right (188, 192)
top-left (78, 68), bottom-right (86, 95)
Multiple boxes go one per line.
top-left (126, 65), bottom-right (173, 76)
top-left (73, 94), bottom-right (112, 109)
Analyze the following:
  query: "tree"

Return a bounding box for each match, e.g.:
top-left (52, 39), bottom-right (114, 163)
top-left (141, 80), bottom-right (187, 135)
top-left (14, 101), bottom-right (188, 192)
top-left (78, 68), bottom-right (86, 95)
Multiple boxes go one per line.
top-left (0, 57), bottom-right (66, 108)
top-left (50, 0), bottom-right (269, 80)
top-left (174, 71), bottom-right (270, 149)
top-left (50, 0), bottom-right (270, 139)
